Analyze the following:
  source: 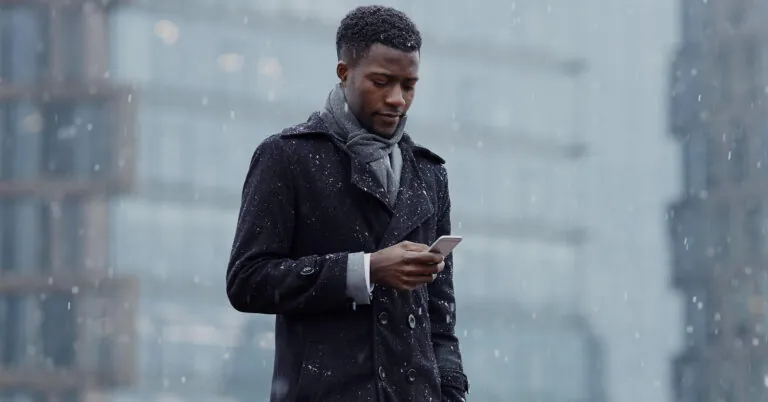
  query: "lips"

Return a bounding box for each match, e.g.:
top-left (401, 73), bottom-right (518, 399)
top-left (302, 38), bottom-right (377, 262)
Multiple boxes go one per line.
top-left (377, 113), bottom-right (401, 124)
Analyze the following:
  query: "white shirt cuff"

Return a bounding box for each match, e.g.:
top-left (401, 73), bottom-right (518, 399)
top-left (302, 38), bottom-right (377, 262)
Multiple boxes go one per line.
top-left (364, 253), bottom-right (373, 292)
top-left (345, 252), bottom-right (372, 305)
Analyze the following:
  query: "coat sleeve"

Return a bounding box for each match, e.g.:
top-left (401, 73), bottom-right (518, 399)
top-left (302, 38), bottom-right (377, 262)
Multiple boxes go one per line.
top-left (428, 169), bottom-right (469, 400)
top-left (226, 137), bottom-right (349, 315)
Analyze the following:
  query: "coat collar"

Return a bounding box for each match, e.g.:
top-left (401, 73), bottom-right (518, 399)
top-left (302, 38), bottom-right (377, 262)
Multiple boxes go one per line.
top-left (281, 112), bottom-right (443, 247)
top-left (280, 112), bottom-right (445, 164)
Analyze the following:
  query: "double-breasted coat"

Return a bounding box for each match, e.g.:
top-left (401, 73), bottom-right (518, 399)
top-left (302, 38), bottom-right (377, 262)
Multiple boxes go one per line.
top-left (226, 113), bottom-right (469, 401)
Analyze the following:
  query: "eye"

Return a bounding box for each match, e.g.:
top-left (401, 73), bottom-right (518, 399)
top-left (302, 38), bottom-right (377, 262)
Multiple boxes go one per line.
top-left (371, 79), bottom-right (388, 88)
top-left (402, 80), bottom-right (417, 91)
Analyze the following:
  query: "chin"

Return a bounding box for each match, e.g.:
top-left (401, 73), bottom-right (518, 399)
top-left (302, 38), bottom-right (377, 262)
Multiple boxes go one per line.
top-left (372, 127), bottom-right (397, 137)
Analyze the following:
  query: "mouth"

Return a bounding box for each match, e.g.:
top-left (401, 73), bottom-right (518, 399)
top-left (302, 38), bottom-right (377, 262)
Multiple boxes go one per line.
top-left (376, 113), bottom-right (402, 124)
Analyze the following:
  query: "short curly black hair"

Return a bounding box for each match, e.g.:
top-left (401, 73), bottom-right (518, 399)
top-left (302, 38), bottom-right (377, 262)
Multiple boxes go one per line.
top-left (336, 5), bottom-right (422, 65)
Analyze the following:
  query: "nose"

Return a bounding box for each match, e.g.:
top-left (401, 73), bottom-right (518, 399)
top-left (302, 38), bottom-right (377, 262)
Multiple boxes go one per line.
top-left (385, 86), bottom-right (406, 109)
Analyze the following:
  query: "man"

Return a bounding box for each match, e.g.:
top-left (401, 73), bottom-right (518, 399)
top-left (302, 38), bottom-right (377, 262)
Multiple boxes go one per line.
top-left (227, 5), bottom-right (468, 402)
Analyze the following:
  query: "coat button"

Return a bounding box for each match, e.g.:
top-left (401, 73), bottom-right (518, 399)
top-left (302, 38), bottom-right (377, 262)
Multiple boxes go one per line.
top-left (378, 312), bottom-right (388, 325)
top-left (406, 368), bottom-right (417, 383)
top-left (408, 313), bottom-right (416, 328)
top-left (378, 366), bottom-right (386, 380)
top-left (300, 266), bottom-right (315, 275)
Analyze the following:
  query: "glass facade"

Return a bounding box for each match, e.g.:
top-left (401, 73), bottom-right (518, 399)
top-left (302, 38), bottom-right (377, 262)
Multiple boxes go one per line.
top-left (453, 235), bottom-right (578, 307)
top-left (0, 2), bottom-right (140, 399)
top-left (671, 0), bottom-right (768, 399)
top-left (461, 318), bottom-right (595, 400)
top-left (0, 11), bottom-right (49, 395)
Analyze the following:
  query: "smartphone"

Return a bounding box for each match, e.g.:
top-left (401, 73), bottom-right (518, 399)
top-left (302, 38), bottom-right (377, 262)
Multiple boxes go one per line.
top-left (428, 235), bottom-right (463, 256)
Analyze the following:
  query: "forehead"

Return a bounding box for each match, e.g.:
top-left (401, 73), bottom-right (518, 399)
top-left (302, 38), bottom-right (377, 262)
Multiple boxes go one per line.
top-left (357, 43), bottom-right (419, 77)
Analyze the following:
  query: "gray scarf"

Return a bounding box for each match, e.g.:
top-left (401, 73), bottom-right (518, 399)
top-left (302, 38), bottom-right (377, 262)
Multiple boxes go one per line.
top-left (320, 84), bottom-right (405, 206)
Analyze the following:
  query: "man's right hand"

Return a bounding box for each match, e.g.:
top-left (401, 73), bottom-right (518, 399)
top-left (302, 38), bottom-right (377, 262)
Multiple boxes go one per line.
top-left (369, 241), bottom-right (445, 291)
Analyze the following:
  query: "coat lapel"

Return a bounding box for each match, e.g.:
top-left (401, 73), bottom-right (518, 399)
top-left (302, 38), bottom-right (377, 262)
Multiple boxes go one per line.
top-left (282, 113), bottom-right (392, 208)
top-left (349, 157), bottom-right (392, 210)
top-left (281, 114), bottom-right (435, 247)
top-left (378, 144), bottom-right (434, 248)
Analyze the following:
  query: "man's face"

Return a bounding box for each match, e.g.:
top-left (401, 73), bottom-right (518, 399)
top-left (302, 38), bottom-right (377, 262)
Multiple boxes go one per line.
top-left (337, 43), bottom-right (420, 137)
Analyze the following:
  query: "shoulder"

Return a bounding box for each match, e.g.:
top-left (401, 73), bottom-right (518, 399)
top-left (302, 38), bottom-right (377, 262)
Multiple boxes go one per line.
top-left (278, 114), bottom-right (327, 137)
top-left (404, 136), bottom-right (448, 180)
top-left (277, 112), bottom-right (330, 143)
top-left (251, 133), bottom-right (290, 161)
top-left (252, 114), bottom-right (330, 159)
top-left (403, 137), bottom-right (450, 202)
top-left (409, 142), bottom-right (446, 166)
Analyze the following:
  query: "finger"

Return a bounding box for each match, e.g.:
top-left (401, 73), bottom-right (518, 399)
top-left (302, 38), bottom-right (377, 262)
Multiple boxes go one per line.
top-left (396, 278), bottom-right (425, 291)
top-left (436, 261), bottom-right (445, 272)
top-left (402, 265), bottom-right (437, 278)
top-left (403, 275), bottom-right (434, 288)
top-left (403, 263), bottom-right (441, 276)
top-left (401, 241), bottom-right (429, 252)
top-left (404, 251), bottom-right (443, 265)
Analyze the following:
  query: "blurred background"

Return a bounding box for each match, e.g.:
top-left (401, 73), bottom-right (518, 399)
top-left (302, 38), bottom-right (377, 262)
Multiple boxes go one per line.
top-left (1, 0), bottom-right (765, 401)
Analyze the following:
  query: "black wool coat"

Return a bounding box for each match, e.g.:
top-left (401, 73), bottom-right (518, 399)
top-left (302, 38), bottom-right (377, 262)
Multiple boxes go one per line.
top-left (226, 113), bottom-right (469, 401)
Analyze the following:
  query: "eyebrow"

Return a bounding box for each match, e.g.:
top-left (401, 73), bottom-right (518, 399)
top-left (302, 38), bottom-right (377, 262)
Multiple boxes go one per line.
top-left (367, 71), bottom-right (419, 81)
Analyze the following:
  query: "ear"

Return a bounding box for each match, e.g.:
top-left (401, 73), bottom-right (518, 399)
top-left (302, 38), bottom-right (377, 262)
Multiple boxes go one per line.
top-left (336, 60), bottom-right (349, 86)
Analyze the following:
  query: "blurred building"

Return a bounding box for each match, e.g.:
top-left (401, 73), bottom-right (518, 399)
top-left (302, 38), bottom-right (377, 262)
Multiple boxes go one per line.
top-left (101, 0), bottom-right (608, 401)
top-left (669, 0), bottom-right (768, 400)
top-left (0, 1), bottom-right (137, 401)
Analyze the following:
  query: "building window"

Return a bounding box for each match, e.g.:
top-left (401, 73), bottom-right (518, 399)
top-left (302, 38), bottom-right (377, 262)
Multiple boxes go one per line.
top-left (715, 361), bottom-right (739, 402)
top-left (49, 197), bottom-right (84, 272)
top-left (40, 101), bottom-right (112, 180)
top-left (675, 356), bottom-right (704, 402)
top-left (744, 204), bottom-right (763, 256)
top-left (154, 111), bottom-right (187, 184)
top-left (670, 202), bottom-right (712, 277)
top-left (684, 287), bottom-right (710, 347)
top-left (730, 277), bottom-right (759, 339)
top-left (51, 7), bottom-right (84, 81)
top-left (0, 6), bottom-right (48, 84)
top-left (150, 19), bottom-right (184, 87)
top-left (744, 37), bottom-right (761, 103)
top-left (42, 104), bottom-right (78, 177)
top-left (728, 120), bottom-right (749, 182)
top-left (728, 0), bottom-right (747, 28)
top-left (713, 204), bottom-right (731, 259)
top-left (0, 199), bottom-right (48, 272)
top-left (681, 0), bottom-right (712, 41)
top-left (683, 133), bottom-right (708, 195)
top-left (718, 47), bottom-right (732, 102)
top-left (748, 357), bottom-right (768, 400)
top-left (40, 293), bottom-right (77, 366)
top-left (215, 37), bottom-right (249, 95)
top-left (0, 102), bottom-right (44, 180)
top-left (705, 135), bottom-right (720, 190)
top-left (758, 273), bottom-right (768, 336)
top-left (761, 123), bottom-right (768, 173)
